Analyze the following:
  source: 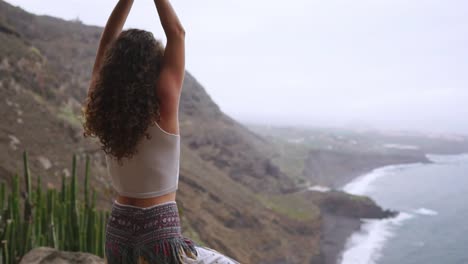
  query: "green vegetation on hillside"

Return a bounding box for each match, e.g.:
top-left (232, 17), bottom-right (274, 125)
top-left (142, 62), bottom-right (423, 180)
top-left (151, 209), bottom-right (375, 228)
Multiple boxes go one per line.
top-left (256, 193), bottom-right (320, 221)
top-left (0, 152), bottom-right (108, 263)
top-left (57, 104), bottom-right (82, 128)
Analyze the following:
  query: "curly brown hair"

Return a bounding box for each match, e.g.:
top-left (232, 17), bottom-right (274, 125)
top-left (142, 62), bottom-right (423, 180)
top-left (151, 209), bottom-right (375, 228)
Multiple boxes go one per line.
top-left (83, 29), bottom-right (165, 162)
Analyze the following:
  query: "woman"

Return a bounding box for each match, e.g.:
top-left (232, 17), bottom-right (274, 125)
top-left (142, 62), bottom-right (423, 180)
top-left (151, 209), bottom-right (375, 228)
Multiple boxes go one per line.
top-left (83, 0), bottom-right (239, 263)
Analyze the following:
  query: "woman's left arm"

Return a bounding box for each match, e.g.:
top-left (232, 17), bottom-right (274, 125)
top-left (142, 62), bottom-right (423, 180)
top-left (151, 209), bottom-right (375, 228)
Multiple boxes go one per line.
top-left (88, 0), bottom-right (134, 95)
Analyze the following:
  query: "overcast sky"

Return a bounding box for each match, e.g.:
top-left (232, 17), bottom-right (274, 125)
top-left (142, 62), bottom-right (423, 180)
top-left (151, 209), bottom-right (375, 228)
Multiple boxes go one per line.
top-left (6, 0), bottom-right (468, 134)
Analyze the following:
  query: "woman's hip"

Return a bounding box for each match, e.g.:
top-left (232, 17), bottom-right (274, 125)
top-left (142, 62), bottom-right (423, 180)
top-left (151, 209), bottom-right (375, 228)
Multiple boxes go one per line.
top-left (105, 201), bottom-right (239, 264)
top-left (105, 200), bottom-right (197, 263)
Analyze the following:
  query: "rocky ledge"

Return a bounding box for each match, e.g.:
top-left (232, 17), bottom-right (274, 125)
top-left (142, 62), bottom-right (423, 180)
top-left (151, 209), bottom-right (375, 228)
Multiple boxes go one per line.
top-left (19, 247), bottom-right (104, 264)
top-left (316, 191), bottom-right (397, 264)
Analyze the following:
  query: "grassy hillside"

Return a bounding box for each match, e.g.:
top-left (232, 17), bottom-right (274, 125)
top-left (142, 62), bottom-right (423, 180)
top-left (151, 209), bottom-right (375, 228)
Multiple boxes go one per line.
top-left (0, 1), bottom-right (396, 263)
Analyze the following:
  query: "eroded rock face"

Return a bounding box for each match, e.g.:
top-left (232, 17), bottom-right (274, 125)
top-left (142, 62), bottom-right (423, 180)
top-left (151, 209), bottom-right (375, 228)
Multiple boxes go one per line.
top-left (318, 191), bottom-right (397, 219)
top-left (19, 247), bottom-right (104, 264)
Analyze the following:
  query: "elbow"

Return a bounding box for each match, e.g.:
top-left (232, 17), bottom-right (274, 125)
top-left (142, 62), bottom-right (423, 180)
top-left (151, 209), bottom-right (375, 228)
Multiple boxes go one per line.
top-left (179, 27), bottom-right (186, 38)
top-left (168, 25), bottom-right (185, 39)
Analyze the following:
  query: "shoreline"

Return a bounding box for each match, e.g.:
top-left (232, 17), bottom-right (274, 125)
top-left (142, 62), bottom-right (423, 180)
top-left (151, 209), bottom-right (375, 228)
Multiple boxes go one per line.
top-left (334, 164), bottom-right (418, 264)
top-left (341, 163), bottom-right (423, 195)
top-left (334, 153), bottom-right (468, 264)
top-left (320, 161), bottom-right (427, 264)
top-left (320, 212), bottom-right (361, 264)
top-left (300, 159), bottom-right (428, 264)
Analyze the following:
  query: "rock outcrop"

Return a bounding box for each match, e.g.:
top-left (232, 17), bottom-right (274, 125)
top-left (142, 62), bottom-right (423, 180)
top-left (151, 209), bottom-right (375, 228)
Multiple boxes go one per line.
top-left (19, 247), bottom-right (104, 264)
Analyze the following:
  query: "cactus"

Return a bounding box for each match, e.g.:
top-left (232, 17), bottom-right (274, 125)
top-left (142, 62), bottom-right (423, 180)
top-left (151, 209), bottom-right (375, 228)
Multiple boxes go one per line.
top-left (70, 155), bottom-right (80, 250)
top-left (2, 240), bottom-right (9, 264)
top-left (21, 152), bottom-right (33, 257)
top-left (0, 182), bottom-right (5, 213)
top-left (84, 156), bottom-right (90, 209)
top-left (0, 152), bottom-right (109, 263)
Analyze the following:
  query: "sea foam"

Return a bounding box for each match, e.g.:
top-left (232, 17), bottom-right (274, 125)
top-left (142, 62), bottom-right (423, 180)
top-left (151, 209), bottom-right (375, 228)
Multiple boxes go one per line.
top-left (414, 208), bottom-right (438, 216)
top-left (342, 164), bottom-right (419, 196)
top-left (426, 153), bottom-right (468, 164)
top-left (339, 163), bottom-right (422, 263)
top-left (339, 212), bottom-right (414, 264)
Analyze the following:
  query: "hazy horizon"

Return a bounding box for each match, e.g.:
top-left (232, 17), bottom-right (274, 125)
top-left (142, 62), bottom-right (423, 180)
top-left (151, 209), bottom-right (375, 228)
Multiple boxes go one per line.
top-left (6, 0), bottom-right (468, 135)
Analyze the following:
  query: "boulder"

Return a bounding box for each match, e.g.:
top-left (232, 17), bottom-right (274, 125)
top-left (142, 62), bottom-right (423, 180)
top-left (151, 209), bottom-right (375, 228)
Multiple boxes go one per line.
top-left (19, 247), bottom-right (104, 264)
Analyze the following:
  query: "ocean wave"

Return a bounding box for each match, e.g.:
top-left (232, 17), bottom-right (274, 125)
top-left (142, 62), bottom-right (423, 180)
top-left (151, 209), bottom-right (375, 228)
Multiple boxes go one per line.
top-left (339, 212), bottom-right (414, 264)
top-left (307, 185), bottom-right (330, 192)
top-left (383, 143), bottom-right (420, 150)
top-left (414, 208), bottom-right (438, 216)
top-left (426, 153), bottom-right (468, 164)
top-left (342, 164), bottom-right (420, 195)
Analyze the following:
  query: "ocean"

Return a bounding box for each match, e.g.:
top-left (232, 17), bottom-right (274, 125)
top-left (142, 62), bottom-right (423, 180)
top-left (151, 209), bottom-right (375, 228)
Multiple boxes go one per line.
top-left (340, 154), bottom-right (468, 264)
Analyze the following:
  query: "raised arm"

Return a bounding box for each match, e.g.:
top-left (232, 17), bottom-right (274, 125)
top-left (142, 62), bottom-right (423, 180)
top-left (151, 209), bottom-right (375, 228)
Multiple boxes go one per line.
top-left (89, 0), bottom-right (134, 94)
top-left (153, 0), bottom-right (186, 128)
top-left (154, 0), bottom-right (185, 82)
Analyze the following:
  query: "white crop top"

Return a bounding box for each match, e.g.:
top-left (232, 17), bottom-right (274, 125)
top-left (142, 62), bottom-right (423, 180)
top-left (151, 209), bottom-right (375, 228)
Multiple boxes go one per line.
top-left (105, 122), bottom-right (180, 199)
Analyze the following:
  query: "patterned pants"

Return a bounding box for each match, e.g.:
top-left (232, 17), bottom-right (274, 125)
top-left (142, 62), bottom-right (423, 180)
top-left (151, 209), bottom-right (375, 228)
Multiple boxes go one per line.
top-left (105, 201), bottom-right (239, 264)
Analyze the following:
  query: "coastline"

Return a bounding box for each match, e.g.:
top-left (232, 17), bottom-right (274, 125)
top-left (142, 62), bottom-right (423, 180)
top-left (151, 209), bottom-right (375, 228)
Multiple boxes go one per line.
top-left (335, 164), bottom-right (419, 264)
top-left (311, 189), bottom-right (397, 264)
top-left (321, 163), bottom-right (414, 264)
top-left (341, 163), bottom-right (423, 195)
top-left (307, 159), bottom-right (424, 264)
top-left (334, 153), bottom-right (468, 264)
top-left (320, 212), bottom-right (361, 264)
top-left (319, 162), bottom-right (425, 264)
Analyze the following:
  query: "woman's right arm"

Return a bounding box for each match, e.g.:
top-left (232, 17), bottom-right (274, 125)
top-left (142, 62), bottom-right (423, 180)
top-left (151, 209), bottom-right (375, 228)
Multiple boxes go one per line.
top-left (153, 0), bottom-right (185, 128)
top-left (154, 0), bottom-right (185, 89)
